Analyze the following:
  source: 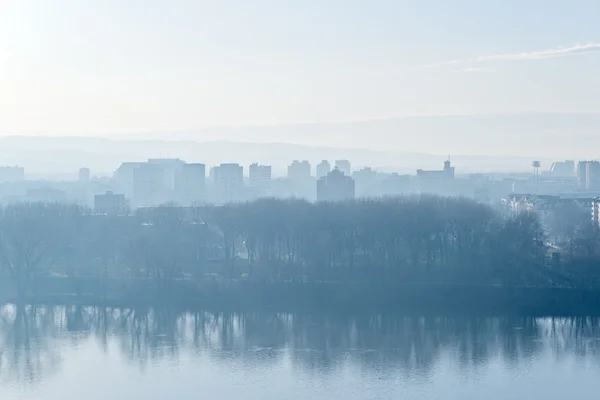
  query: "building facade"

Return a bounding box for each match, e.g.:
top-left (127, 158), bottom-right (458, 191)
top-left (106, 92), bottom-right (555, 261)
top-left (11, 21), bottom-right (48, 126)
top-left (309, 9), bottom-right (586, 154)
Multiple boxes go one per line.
top-left (213, 163), bottom-right (244, 203)
top-left (316, 160), bottom-right (331, 179)
top-left (317, 168), bottom-right (355, 202)
top-left (578, 161), bottom-right (600, 190)
top-left (249, 163), bottom-right (272, 198)
top-left (94, 191), bottom-right (128, 215)
top-left (353, 167), bottom-right (377, 197)
top-left (335, 160), bottom-right (351, 176)
top-left (78, 167), bottom-right (91, 183)
top-left (133, 163), bottom-right (168, 208)
top-left (179, 163), bottom-right (206, 205)
top-left (287, 160), bottom-right (311, 180)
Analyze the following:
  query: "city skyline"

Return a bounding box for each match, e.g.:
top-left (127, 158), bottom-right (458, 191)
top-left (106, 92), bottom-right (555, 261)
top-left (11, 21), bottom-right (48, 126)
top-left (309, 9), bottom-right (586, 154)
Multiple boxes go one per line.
top-left (0, 152), bottom-right (594, 211)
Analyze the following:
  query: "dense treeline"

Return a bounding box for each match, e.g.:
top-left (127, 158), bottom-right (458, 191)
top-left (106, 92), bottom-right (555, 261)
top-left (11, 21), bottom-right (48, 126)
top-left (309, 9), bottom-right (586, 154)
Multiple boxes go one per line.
top-left (211, 197), bottom-right (547, 284)
top-left (0, 196), bottom-right (598, 303)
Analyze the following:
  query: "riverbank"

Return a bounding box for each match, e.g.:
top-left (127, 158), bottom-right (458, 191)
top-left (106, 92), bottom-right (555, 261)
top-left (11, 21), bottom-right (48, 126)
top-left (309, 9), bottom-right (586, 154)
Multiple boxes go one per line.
top-left (2, 276), bottom-right (600, 316)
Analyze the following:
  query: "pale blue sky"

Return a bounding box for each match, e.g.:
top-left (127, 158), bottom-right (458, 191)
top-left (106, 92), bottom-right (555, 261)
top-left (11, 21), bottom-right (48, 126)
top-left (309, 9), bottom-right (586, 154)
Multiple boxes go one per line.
top-left (1, 0), bottom-right (599, 141)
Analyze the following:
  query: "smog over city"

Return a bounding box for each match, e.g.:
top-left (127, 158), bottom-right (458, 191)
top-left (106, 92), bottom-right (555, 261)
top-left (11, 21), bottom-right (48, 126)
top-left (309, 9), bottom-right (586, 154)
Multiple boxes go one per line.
top-left (2, 1), bottom-right (600, 399)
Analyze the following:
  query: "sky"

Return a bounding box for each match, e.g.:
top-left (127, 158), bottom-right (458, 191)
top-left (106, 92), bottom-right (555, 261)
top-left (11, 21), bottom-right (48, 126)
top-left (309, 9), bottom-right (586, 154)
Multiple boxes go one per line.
top-left (1, 0), bottom-right (600, 151)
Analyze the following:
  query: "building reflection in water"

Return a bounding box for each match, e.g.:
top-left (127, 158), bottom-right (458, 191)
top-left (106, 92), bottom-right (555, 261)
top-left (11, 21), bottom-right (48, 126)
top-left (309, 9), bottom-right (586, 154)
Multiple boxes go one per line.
top-left (2, 304), bottom-right (600, 386)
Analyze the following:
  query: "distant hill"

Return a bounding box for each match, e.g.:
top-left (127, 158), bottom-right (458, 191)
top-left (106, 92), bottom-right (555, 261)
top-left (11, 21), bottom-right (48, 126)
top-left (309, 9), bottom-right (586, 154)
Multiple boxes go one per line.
top-left (3, 113), bottom-right (596, 177)
top-left (0, 135), bottom-right (555, 179)
top-left (128, 113), bottom-right (600, 158)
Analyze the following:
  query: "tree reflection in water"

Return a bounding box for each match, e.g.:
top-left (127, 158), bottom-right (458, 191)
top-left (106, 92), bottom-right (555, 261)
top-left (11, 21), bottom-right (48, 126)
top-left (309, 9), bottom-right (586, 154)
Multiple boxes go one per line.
top-left (2, 304), bottom-right (600, 386)
top-left (0, 304), bottom-right (61, 385)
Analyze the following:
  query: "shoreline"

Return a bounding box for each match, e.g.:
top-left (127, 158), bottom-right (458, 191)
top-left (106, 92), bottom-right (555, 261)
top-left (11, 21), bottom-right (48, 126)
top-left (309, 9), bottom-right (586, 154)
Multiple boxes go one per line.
top-left (2, 277), bottom-right (600, 316)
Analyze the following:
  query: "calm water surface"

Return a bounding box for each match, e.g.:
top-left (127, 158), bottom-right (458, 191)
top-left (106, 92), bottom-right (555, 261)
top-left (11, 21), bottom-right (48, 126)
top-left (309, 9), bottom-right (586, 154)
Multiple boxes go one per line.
top-left (1, 304), bottom-right (600, 399)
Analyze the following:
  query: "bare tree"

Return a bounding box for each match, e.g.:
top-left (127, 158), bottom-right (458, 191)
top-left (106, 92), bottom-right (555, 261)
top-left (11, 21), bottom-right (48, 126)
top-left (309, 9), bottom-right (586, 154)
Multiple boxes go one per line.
top-left (0, 203), bottom-right (85, 299)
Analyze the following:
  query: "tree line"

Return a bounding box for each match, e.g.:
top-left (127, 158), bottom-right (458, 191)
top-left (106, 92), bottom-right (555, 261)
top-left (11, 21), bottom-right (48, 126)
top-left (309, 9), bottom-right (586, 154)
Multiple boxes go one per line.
top-left (0, 196), bottom-right (599, 300)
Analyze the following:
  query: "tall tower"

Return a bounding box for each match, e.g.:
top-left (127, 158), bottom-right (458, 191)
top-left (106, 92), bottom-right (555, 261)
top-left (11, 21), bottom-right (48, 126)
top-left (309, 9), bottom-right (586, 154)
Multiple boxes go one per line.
top-left (443, 159), bottom-right (455, 179)
top-left (532, 161), bottom-right (541, 193)
top-left (334, 160), bottom-right (351, 176)
top-left (78, 167), bottom-right (91, 183)
top-left (316, 160), bottom-right (331, 179)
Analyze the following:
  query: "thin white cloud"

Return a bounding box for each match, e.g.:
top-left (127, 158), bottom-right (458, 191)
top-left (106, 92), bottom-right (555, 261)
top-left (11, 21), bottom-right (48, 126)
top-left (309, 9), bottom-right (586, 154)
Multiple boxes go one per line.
top-left (429, 42), bottom-right (600, 67)
top-left (458, 67), bottom-right (496, 73)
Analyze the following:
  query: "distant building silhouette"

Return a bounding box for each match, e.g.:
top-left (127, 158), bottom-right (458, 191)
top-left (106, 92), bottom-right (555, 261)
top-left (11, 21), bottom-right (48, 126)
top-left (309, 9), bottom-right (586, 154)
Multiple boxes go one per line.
top-left (287, 160), bottom-right (313, 199)
top-left (213, 163), bottom-right (244, 203)
top-left (287, 160), bottom-right (311, 180)
top-left (577, 161), bottom-right (587, 189)
top-left (114, 162), bottom-right (145, 200)
top-left (335, 160), bottom-right (351, 176)
top-left (25, 187), bottom-right (67, 203)
top-left (547, 160), bottom-right (575, 177)
top-left (116, 159), bottom-right (204, 207)
top-left (78, 167), bottom-right (91, 183)
top-left (249, 163), bottom-right (272, 198)
top-left (584, 161), bottom-right (600, 191)
top-left (317, 168), bottom-right (355, 201)
top-left (316, 160), bottom-right (331, 179)
top-left (353, 167), bottom-right (377, 197)
top-left (417, 160), bottom-right (455, 180)
top-left (147, 158), bottom-right (186, 193)
top-left (133, 163), bottom-right (168, 207)
top-left (503, 193), bottom-right (599, 225)
top-left (577, 161), bottom-right (600, 190)
top-left (94, 191), bottom-right (128, 215)
top-left (381, 173), bottom-right (411, 196)
top-left (416, 160), bottom-right (455, 194)
top-left (179, 163), bottom-right (206, 205)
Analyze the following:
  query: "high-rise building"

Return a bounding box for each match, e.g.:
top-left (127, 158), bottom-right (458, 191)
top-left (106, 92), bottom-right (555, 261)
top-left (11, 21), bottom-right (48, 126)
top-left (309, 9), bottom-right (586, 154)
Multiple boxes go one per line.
top-left (249, 163), bottom-right (272, 198)
top-left (317, 168), bottom-right (355, 202)
top-left (316, 160), bottom-right (331, 179)
top-left (287, 160), bottom-right (311, 180)
top-left (287, 160), bottom-right (313, 199)
top-left (353, 167), bottom-right (377, 197)
top-left (213, 163), bottom-right (244, 203)
top-left (116, 159), bottom-right (186, 206)
top-left (578, 161), bottom-right (600, 190)
top-left (548, 160), bottom-right (575, 177)
top-left (577, 161), bottom-right (588, 189)
top-left (179, 163), bottom-right (206, 205)
top-left (443, 160), bottom-right (455, 179)
top-left (114, 162), bottom-right (144, 199)
top-left (381, 173), bottom-right (411, 196)
top-left (133, 163), bottom-right (168, 208)
top-left (335, 160), bottom-right (351, 176)
top-left (78, 167), bottom-right (91, 183)
top-left (147, 158), bottom-right (186, 191)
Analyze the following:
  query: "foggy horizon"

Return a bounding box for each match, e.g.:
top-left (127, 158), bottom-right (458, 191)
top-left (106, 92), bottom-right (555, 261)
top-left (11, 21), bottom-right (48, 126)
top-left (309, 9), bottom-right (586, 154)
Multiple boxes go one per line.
top-left (3, 1), bottom-right (600, 399)
top-left (3, 0), bottom-right (600, 158)
top-left (2, 111), bottom-right (600, 161)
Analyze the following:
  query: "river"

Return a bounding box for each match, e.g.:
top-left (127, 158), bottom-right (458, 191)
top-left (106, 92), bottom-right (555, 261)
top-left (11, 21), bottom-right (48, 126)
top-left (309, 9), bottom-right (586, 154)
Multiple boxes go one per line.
top-left (1, 304), bottom-right (600, 399)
